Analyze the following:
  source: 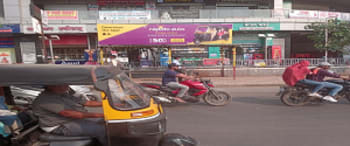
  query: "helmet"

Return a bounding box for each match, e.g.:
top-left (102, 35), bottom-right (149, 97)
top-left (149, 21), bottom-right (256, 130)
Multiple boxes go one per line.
top-left (319, 62), bottom-right (331, 67)
top-left (168, 63), bottom-right (178, 69)
top-left (159, 133), bottom-right (198, 146)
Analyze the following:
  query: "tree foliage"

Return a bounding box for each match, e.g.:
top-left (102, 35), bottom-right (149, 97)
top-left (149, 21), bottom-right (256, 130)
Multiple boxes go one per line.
top-left (305, 19), bottom-right (350, 53)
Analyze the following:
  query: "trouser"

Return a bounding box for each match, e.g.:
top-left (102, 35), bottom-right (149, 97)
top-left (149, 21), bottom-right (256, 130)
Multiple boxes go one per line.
top-left (322, 82), bottom-right (343, 96)
top-left (166, 82), bottom-right (189, 98)
top-left (299, 79), bottom-right (325, 94)
top-left (52, 118), bottom-right (107, 146)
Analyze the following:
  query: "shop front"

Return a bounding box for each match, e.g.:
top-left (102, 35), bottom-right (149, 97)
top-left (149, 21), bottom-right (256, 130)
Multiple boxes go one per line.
top-left (97, 23), bottom-right (233, 67)
top-left (0, 24), bottom-right (20, 64)
top-left (232, 22), bottom-right (284, 65)
top-left (23, 24), bottom-right (98, 64)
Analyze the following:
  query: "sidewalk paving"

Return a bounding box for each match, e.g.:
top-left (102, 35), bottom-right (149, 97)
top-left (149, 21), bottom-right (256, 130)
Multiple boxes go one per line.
top-left (132, 76), bottom-right (284, 87)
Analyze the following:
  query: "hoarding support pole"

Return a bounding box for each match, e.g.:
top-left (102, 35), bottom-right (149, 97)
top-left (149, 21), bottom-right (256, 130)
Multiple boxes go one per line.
top-left (168, 48), bottom-right (172, 64)
top-left (232, 47), bottom-right (236, 80)
top-left (221, 47), bottom-right (224, 77)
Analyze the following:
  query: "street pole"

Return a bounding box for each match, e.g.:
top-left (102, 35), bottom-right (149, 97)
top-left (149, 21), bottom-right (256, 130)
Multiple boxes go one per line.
top-left (232, 47), bottom-right (236, 80)
top-left (40, 21), bottom-right (47, 63)
top-left (221, 47), bottom-right (225, 77)
top-left (265, 37), bottom-right (268, 62)
top-left (49, 40), bottom-right (55, 63)
top-left (325, 27), bottom-right (328, 62)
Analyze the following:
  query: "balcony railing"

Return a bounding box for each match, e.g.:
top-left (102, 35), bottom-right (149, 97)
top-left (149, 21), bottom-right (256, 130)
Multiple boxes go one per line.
top-left (17, 8), bottom-right (350, 24)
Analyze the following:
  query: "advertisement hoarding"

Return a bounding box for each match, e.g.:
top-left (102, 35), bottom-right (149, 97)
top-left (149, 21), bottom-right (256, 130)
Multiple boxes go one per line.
top-left (99, 11), bottom-right (151, 20)
top-left (98, 24), bottom-right (232, 46)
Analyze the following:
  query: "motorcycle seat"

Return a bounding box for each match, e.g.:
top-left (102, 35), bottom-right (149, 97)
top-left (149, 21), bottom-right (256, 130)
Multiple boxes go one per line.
top-left (294, 82), bottom-right (312, 88)
top-left (39, 133), bottom-right (93, 142)
top-left (160, 86), bottom-right (174, 93)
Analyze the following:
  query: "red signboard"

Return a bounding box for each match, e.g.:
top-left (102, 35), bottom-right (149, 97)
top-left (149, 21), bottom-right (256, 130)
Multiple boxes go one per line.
top-left (272, 45), bottom-right (282, 61)
top-left (45, 35), bottom-right (87, 45)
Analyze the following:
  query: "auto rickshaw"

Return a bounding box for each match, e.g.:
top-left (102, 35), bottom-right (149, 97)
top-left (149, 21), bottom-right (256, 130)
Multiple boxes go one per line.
top-left (0, 64), bottom-right (196, 146)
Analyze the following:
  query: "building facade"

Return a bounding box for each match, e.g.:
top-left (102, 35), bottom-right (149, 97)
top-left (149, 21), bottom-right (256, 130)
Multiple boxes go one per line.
top-left (0, 0), bottom-right (349, 66)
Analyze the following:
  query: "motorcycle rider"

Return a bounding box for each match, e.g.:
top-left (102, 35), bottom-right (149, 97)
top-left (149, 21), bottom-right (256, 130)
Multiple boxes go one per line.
top-left (306, 62), bottom-right (345, 103)
top-left (283, 61), bottom-right (326, 99)
top-left (162, 63), bottom-right (192, 103)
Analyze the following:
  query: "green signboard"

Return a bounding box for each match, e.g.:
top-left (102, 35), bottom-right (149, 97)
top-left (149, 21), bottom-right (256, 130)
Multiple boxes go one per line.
top-left (233, 22), bottom-right (280, 31)
top-left (208, 47), bottom-right (220, 59)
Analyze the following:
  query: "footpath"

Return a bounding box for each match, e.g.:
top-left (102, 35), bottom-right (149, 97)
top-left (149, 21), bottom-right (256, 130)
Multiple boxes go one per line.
top-left (132, 76), bottom-right (284, 87)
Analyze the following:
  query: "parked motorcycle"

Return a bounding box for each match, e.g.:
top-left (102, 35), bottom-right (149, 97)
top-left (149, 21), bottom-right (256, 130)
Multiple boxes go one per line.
top-left (278, 79), bottom-right (350, 106)
top-left (141, 78), bottom-right (232, 106)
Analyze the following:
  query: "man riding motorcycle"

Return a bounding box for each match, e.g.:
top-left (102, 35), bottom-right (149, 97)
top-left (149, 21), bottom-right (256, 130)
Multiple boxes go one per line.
top-left (162, 63), bottom-right (192, 103)
top-left (306, 62), bottom-right (345, 103)
top-left (282, 60), bottom-right (338, 102)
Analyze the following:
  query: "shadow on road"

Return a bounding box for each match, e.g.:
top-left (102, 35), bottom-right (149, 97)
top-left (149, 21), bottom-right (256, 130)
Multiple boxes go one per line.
top-left (231, 96), bottom-right (284, 106)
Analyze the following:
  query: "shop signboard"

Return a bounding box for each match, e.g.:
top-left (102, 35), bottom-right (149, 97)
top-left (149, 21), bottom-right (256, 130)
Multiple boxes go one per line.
top-left (99, 11), bottom-right (151, 20)
top-left (289, 10), bottom-right (319, 19)
top-left (157, 0), bottom-right (203, 3)
top-left (233, 22), bottom-right (280, 31)
top-left (98, 24), bottom-right (232, 46)
top-left (319, 11), bottom-right (341, 19)
top-left (0, 24), bottom-right (20, 33)
top-left (44, 10), bottom-right (79, 20)
top-left (208, 47), bottom-right (220, 59)
top-left (23, 25), bottom-right (87, 34)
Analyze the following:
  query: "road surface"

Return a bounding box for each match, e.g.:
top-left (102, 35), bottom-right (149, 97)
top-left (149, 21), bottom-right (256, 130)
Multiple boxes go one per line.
top-left (165, 87), bottom-right (350, 146)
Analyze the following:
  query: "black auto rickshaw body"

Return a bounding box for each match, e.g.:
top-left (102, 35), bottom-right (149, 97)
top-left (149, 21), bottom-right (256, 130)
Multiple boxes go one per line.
top-left (0, 64), bottom-right (166, 146)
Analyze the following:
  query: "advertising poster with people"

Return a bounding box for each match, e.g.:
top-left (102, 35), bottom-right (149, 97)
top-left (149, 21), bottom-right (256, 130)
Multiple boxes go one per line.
top-left (0, 50), bottom-right (12, 64)
top-left (97, 24), bottom-right (232, 46)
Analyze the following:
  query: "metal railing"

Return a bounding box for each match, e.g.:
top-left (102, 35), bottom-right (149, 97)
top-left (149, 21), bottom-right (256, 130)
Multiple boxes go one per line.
top-left (236, 58), bottom-right (345, 67)
top-left (126, 58), bottom-right (345, 70)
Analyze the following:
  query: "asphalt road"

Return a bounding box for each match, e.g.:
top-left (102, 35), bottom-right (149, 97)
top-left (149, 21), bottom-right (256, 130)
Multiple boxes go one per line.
top-left (164, 87), bottom-right (350, 146)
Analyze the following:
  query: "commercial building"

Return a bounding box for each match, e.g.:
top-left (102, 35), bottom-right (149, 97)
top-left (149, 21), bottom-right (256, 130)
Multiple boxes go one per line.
top-left (1, 0), bottom-right (349, 66)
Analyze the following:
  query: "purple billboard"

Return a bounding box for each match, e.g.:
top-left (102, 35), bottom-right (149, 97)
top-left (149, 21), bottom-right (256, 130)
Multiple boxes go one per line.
top-left (97, 24), bottom-right (232, 46)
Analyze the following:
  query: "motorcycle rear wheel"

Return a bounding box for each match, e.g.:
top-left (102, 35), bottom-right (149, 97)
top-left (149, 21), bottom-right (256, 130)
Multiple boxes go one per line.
top-left (280, 90), bottom-right (310, 106)
top-left (204, 90), bottom-right (232, 106)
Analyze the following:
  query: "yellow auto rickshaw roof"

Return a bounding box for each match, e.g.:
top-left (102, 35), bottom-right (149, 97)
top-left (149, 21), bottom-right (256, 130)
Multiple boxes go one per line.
top-left (0, 64), bottom-right (121, 86)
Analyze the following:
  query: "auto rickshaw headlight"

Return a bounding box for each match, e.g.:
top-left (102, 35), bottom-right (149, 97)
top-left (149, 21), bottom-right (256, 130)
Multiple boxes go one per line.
top-left (131, 109), bottom-right (155, 118)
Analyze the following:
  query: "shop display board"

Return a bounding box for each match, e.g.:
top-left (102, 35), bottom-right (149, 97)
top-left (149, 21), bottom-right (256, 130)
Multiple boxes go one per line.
top-left (98, 24), bottom-right (232, 46)
top-left (0, 48), bottom-right (16, 64)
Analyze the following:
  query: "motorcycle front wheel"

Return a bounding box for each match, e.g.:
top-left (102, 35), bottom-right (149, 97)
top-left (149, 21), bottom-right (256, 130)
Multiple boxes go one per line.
top-left (203, 90), bottom-right (232, 106)
top-left (280, 90), bottom-right (310, 106)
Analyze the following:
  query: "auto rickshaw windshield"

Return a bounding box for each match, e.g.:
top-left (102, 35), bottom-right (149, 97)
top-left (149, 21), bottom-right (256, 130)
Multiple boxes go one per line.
top-left (108, 73), bottom-right (150, 110)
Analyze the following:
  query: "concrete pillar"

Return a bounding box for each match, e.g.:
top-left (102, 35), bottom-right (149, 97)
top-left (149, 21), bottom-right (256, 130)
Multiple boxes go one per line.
top-left (273, 0), bottom-right (285, 18)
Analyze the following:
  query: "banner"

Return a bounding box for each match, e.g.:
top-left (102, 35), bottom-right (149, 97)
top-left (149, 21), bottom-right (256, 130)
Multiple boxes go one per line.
top-left (45, 10), bottom-right (78, 20)
top-left (98, 24), bottom-right (232, 45)
top-left (289, 10), bottom-right (319, 19)
top-left (319, 11), bottom-right (341, 19)
top-left (99, 11), bottom-right (151, 20)
top-left (0, 24), bottom-right (20, 33)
